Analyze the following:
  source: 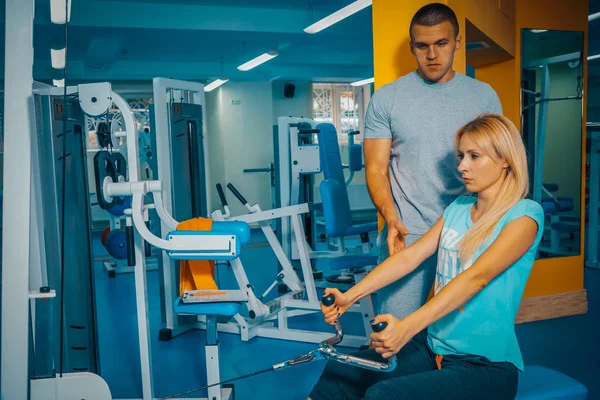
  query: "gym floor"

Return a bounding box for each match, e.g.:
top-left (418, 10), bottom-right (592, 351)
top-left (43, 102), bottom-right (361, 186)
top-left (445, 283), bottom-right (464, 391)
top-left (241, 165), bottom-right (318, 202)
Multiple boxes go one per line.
top-left (93, 229), bottom-right (600, 399)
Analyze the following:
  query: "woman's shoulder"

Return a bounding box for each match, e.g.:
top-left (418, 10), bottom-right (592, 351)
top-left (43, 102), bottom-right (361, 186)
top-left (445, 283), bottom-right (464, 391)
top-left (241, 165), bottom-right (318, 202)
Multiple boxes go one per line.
top-left (499, 199), bottom-right (545, 231)
top-left (507, 199), bottom-right (545, 219)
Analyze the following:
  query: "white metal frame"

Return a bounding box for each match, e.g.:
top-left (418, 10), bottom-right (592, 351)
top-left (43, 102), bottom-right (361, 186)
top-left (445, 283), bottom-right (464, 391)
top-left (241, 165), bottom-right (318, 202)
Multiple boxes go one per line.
top-left (276, 116), bottom-right (321, 261)
top-left (152, 78), bottom-right (212, 338)
top-left (80, 82), bottom-right (236, 400)
top-left (207, 195), bottom-right (373, 347)
top-left (2, 1), bottom-right (36, 397)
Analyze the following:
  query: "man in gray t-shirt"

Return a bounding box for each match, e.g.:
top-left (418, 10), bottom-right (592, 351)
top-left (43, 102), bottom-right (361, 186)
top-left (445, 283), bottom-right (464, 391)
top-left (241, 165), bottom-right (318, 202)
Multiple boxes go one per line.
top-left (364, 4), bottom-right (502, 319)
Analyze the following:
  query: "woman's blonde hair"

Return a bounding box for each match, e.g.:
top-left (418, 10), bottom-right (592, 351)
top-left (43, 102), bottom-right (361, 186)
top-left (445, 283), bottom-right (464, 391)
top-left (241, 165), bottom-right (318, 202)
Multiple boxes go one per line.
top-left (455, 113), bottom-right (530, 262)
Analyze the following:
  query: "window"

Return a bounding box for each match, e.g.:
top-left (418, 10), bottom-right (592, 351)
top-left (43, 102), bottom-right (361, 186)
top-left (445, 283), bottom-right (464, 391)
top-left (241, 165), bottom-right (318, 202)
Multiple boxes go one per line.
top-left (312, 83), bottom-right (371, 143)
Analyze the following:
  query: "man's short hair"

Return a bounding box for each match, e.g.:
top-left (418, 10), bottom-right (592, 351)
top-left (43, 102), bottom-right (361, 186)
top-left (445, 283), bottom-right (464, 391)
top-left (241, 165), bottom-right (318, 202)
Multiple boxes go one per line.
top-left (410, 3), bottom-right (459, 39)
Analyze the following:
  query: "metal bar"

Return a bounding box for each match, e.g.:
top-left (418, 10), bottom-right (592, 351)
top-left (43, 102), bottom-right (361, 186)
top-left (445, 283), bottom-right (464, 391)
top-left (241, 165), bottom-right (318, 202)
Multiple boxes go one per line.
top-left (533, 65), bottom-right (550, 203)
top-left (2, 0), bottom-right (35, 398)
top-left (522, 95), bottom-right (581, 111)
top-left (230, 204), bottom-right (309, 224)
top-left (522, 51), bottom-right (581, 69)
top-left (521, 88), bottom-right (539, 96)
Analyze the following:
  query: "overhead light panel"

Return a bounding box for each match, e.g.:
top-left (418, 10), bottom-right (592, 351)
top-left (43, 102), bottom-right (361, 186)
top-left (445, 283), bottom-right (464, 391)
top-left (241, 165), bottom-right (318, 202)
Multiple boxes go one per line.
top-left (588, 54), bottom-right (600, 61)
top-left (589, 12), bottom-right (600, 21)
top-left (351, 77), bottom-right (374, 87)
top-left (531, 29), bottom-right (547, 33)
top-left (204, 78), bottom-right (229, 92)
top-left (237, 50), bottom-right (278, 72)
top-left (51, 0), bottom-right (72, 24)
top-left (51, 48), bottom-right (66, 69)
top-left (304, 0), bottom-right (372, 34)
top-left (53, 79), bottom-right (65, 88)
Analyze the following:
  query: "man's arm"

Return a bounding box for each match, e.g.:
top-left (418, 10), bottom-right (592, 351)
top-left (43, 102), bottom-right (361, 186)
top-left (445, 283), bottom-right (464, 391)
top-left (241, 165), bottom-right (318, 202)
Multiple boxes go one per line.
top-left (364, 138), bottom-right (396, 222)
top-left (343, 216), bottom-right (444, 305)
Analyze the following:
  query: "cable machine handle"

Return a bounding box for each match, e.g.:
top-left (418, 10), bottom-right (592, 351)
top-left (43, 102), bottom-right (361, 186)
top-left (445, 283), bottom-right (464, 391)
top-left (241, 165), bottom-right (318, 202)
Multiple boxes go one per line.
top-left (226, 183), bottom-right (248, 205)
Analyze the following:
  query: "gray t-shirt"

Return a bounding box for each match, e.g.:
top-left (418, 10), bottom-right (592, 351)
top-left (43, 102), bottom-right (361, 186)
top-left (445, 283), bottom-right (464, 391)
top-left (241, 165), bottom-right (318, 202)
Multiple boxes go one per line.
top-left (365, 71), bottom-right (502, 236)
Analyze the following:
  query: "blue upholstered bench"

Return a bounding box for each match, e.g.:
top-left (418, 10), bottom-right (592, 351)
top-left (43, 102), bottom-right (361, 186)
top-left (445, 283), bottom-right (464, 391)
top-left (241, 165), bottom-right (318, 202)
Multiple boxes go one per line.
top-left (516, 366), bottom-right (587, 400)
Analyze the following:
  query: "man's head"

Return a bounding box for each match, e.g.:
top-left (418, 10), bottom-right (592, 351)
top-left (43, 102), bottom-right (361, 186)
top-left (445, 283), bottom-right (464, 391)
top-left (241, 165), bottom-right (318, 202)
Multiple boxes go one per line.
top-left (409, 3), bottom-right (461, 84)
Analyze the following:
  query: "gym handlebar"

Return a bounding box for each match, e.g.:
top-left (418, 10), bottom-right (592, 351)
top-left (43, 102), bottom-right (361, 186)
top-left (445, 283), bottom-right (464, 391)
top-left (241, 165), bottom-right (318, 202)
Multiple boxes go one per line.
top-left (322, 294), bottom-right (388, 333)
top-left (226, 183), bottom-right (247, 205)
top-left (216, 183), bottom-right (228, 207)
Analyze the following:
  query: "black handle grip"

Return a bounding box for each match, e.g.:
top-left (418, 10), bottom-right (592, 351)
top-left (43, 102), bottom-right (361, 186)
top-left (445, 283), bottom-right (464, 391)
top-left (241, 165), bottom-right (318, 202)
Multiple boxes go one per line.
top-left (126, 226), bottom-right (135, 267)
top-left (371, 322), bottom-right (388, 333)
top-left (322, 294), bottom-right (335, 307)
top-left (347, 130), bottom-right (360, 136)
top-left (216, 184), bottom-right (228, 207)
top-left (227, 183), bottom-right (247, 205)
top-left (298, 129), bottom-right (320, 134)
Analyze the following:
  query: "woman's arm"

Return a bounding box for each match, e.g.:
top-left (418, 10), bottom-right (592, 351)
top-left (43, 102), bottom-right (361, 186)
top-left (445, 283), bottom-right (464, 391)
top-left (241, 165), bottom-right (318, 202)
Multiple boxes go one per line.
top-left (370, 215), bottom-right (540, 358)
top-left (405, 215), bottom-right (539, 333)
top-left (345, 216), bottom-right (445, 304)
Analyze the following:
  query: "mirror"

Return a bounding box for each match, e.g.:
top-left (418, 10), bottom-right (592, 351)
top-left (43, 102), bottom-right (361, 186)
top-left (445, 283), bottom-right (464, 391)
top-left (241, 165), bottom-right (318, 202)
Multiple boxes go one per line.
top-left (521, 29), bottom-right (584, 259)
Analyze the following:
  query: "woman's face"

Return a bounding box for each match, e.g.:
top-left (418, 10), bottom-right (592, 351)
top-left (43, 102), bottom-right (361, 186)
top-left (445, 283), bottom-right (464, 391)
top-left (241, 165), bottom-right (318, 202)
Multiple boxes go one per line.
top-left (457, 135), bottom-right (507, 194)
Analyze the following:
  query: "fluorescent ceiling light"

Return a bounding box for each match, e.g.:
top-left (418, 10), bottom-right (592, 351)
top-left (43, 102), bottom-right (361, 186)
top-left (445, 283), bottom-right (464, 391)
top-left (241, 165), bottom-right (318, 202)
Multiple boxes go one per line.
top-left (351, 77), bottom-right (374, 86)
top-left (589, 12), bottom-right (600, 21)
top-left (237, 51), bottom-right (278, 72)
top-left (53, 79), bottom-right (65, 88)
top-left (588, 54), bottom-right (600, 61)
top-left (304, 0), bottom-right (372, 34)
top-left (204, 78), bottom-right (229, 92)
top-left (51, 0), bottom-right (72, 24)
top-left (51, 48), bottom-right (66, 69)
top-left (531, 29), bottom-right (548, 33)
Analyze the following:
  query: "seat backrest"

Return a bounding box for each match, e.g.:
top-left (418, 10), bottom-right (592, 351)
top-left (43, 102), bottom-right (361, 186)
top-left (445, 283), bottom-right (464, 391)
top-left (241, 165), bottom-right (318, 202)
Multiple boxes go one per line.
top-left (320, 179), bottom-right (352, 237)
top-left (317, 123), bottom-right (347, 186)
top-left (316, 123), bottom-right (352, 237)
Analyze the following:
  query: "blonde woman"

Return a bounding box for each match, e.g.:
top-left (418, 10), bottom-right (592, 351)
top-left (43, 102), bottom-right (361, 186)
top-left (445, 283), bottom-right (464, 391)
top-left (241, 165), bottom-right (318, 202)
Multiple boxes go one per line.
top-left (308, 113), bottom-right (544, 400)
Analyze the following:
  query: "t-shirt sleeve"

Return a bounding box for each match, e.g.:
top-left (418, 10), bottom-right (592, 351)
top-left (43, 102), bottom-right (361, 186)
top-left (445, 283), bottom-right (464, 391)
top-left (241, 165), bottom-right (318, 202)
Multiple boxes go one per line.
top-left (486, 88), bottom-right (503, 114)
top-left (503, 200), bottom-right (545, 245)
top-left (364, 88), bottom-right (392, 139)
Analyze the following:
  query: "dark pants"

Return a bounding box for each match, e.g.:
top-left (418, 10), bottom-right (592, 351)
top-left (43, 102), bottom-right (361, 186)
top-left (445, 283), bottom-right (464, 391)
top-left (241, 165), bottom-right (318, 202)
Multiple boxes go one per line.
top-left (309, 330), bottom-right (518, 400)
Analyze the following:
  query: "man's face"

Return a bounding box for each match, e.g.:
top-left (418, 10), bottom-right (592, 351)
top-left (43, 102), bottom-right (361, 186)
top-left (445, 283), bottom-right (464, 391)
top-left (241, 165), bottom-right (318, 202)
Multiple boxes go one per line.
top-left (410, 21), bottom-right (461, 83)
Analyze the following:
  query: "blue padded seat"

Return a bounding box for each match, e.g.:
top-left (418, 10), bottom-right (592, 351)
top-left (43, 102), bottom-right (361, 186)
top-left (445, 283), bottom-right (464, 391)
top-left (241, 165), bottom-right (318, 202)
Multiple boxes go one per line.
top-left (541, 201), bottom-right (556, 214)
top-left (556, 197), bottom-right (575, 212)
top-left (515, 366), bottom-right (588, 400)
top-left (329, 255), bottom-right (378, 271)
top-left (173, 297), bottom-right (242, 317)
top-left (541, 199), bottom-right (575, 215)
top-left (211, 220), bottom-right (251, 245)
top-left (166, 220), bottom-right (251, 261)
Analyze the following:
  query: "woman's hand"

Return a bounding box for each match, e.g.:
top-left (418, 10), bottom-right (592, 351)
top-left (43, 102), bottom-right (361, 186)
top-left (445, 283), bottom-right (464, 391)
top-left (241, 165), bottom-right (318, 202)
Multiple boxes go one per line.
top-left (370, 314), bottom-right (420, 359)
top-left (321, 288), bottom-right (352, 325)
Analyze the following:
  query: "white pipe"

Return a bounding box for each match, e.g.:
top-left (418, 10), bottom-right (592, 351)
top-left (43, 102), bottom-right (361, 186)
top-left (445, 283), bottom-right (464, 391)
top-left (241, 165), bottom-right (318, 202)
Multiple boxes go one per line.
top-left (111, 92), bottom-right (141, 182)
top-left (149, 188), bottom-right (178, 231)
top-left (106, 181), bottom-right (132, 198)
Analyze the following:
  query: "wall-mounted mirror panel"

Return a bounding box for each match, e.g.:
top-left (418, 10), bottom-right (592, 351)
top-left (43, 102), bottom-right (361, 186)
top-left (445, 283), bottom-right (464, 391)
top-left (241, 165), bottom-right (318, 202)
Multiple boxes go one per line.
top-left (521, 28), bottom-right (584, 259)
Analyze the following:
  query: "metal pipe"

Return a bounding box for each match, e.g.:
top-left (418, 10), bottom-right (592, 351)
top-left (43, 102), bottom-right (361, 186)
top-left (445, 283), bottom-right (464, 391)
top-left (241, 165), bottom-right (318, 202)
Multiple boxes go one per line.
top-left (522, 95), bottom-right (582, 111)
